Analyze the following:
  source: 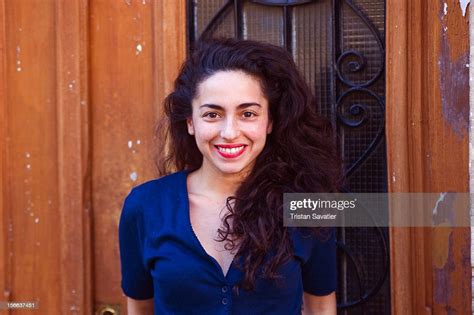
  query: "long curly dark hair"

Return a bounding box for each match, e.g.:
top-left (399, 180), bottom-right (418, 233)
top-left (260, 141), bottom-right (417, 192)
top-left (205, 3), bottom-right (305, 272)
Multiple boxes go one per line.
top-left (156, 37), bottom-right (344, 292)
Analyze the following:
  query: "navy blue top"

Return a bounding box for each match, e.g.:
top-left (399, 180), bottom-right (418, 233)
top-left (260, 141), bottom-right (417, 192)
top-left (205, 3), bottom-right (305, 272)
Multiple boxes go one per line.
top-left (118, 170), bottom-right (336, 315)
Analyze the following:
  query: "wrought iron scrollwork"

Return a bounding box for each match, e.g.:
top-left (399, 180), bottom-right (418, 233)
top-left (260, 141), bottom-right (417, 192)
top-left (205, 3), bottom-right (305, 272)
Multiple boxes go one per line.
top-left (336, 224), bottom-right (390, 309)
top-left (335, 1), bottom-right (385, 88)
top-left (334, 1), bottom-right (388, 312)
top-left (199, 0), bottom-right (234, 40)
top-left (336, 87), bottom-right (385, 178)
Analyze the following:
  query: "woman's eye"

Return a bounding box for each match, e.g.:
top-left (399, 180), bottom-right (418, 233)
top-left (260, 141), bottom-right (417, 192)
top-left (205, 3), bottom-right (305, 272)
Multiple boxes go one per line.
top-left (243, 111), bottom-right (256, 118)
top-left (203, 112), bottom-right (219, 119)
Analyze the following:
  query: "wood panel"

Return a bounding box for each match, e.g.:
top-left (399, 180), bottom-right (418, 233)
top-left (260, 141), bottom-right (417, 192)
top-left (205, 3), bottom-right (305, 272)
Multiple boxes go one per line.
top-left (387, 0), bottom-right (471, 314)
top-left (1, 0), bottom-right (64, 313)
top-left (90, 0), bottom-right (186, 313)
top-left (0, 0), bottom-right (92, 313)
top-left (56, 0), bottom-right (92, 313)
top-left (0, 0), bottom-right (8, 312)
top-left (0, 0), bottom-right (186, 314)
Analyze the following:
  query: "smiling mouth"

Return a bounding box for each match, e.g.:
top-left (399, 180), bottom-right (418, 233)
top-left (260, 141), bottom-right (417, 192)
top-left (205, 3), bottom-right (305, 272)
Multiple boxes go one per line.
top-left (215, 145), bottom-right (247, 158)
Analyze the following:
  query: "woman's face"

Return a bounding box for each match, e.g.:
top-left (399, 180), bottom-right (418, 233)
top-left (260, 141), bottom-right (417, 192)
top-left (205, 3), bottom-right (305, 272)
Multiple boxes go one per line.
top-left (187, 70), bottom-right (273, 177)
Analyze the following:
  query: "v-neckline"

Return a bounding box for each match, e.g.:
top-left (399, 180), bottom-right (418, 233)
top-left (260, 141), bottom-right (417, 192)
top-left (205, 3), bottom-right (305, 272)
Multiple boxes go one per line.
top-left (182, 169), bottom-right (238, 280)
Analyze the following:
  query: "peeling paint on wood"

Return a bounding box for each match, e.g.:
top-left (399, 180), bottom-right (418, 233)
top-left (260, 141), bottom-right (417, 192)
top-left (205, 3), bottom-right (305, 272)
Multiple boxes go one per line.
top-left (439, 0), bottom-right (470, 140)
top-left (433, 224), bottom-right (452, 269)
top-left (459, 0), bottom-right (470, 16)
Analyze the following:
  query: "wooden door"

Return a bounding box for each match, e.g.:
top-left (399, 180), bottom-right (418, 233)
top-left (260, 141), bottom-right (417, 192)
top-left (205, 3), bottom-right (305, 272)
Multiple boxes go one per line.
top-left (0, 1), bottom-right (186, 314)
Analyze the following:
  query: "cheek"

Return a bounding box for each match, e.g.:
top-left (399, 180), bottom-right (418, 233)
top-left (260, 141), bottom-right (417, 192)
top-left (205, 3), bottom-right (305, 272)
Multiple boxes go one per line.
top-left (245, 123), bottom-right (270, 143)
top-left (193, 122), bottom-right (217, 143)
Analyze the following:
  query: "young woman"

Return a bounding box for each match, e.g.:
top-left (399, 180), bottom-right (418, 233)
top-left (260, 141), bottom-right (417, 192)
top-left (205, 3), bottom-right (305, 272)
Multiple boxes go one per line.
top-left (119, 37), bottom-right (343, 315)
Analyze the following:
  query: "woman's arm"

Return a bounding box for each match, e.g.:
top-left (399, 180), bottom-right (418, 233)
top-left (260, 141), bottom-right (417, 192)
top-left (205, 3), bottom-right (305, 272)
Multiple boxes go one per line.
top-left (301, 291), bottom-right (336, 315)
top-left (127, 297), bottom-right (154, 315)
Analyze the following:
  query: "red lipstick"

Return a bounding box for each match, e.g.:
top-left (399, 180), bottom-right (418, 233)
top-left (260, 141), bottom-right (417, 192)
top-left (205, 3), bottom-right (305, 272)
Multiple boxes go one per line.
top-left (215, 143), bottom-right (246, 148)
top-left (214, 144), bottom-right (247, 158)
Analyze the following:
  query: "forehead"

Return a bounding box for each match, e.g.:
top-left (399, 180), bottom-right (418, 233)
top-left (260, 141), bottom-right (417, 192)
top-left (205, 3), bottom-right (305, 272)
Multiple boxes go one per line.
top-left (193, 70), bottom-right (266, 105)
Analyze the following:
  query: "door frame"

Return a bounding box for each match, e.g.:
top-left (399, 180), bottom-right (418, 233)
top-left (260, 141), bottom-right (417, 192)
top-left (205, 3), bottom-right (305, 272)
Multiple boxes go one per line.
top-left (386, 0), bottom-right (471, 313)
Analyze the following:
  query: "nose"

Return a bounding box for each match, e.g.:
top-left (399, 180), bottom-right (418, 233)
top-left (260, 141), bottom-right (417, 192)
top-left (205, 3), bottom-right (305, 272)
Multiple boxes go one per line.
top-left (220, 117), bottom-right (240, 140)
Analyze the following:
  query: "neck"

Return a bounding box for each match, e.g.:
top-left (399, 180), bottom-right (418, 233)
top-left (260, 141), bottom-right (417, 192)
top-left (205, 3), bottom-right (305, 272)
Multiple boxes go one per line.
top-left (191, 163), bottom-right (250, 198)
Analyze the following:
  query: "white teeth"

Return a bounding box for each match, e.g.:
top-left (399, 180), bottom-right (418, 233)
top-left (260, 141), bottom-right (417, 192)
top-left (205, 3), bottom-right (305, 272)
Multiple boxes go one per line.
top-left (217, 146), bottom-right (244, 154)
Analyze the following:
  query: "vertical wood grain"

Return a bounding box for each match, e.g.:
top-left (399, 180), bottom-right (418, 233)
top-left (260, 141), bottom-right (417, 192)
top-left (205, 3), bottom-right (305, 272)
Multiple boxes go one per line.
top-left (2, 0), bottom-right (62, 312)
top-left (386, 0), bottom-right (418, 313)
top-left (0, 0), bottom-right (92, 313)
top-left (90, 0), bottom-right (186, 312)
top-left (1, 0), bottom-right (186, 313)
top-left (0, 0), bottom-right (10, 313)
top-left (387, 0), bottom-right (471, 313)
top-left (55, 0), bottom-right (91, 314)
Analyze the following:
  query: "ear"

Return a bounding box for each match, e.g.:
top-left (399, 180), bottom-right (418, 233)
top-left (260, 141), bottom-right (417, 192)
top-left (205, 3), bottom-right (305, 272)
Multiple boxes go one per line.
top-left (187, 117), bottom-right (195, 135)
top-left (267, 120), bottom-right (273, 134)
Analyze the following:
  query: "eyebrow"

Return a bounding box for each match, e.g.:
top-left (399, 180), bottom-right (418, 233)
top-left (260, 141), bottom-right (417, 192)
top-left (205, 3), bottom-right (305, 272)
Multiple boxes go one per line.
top-left (199, 103), bottom-right (262, 110)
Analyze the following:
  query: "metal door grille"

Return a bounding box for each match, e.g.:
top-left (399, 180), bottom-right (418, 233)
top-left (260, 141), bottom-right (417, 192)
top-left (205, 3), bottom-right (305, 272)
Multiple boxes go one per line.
top-left (187, 1), bottom-right (389, 313)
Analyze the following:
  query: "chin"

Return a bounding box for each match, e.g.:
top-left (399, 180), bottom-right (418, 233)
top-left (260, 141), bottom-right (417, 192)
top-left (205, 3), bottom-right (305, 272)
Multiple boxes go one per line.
top-left (214, 164), bottom-right (250, 176)
top-left (216, 167), bottom-right (246, 175)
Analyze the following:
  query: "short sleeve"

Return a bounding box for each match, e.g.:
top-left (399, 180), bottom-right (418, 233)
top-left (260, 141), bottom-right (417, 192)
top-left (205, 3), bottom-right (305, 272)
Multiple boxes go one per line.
top-left (301, 227), bottom-right (337, 296)
top-left (118, 189), bottom-right (154, 299)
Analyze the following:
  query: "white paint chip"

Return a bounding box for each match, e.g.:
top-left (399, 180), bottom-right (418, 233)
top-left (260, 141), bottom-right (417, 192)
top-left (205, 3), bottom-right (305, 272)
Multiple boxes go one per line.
top-left (130, 172), bottom-right (138, 181)
top-left (68, 80), bottom-right (76, 91)
top-left (433, 192), bottom-right (447, 215)
top-left (136, 44), bottom-right (143, 55)
top-left (128, 140), bottom-right (133, 148)
top-left (444, 2), bottom-right (448, 15)
top-left (16, 67), bottom-right (22, 72)
top-left (136, 139), bottom-right (141, 145)
top-left (25, 152), bottom-right (30, 158)
top-left (26, 164), bottom-right (31, 170)
top-left (459, 0), bottom-right (470, 16)
top-left (34, 218), bottom-right (39, 223)
top-left (70, 305), bottom-right (80, 311)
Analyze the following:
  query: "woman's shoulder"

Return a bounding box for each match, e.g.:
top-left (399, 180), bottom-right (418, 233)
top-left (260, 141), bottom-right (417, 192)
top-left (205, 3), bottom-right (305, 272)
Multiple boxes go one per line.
top-left (288, 227), bottom-right (336, 263)
top-left (125, 170), bottom-right (187, 205)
